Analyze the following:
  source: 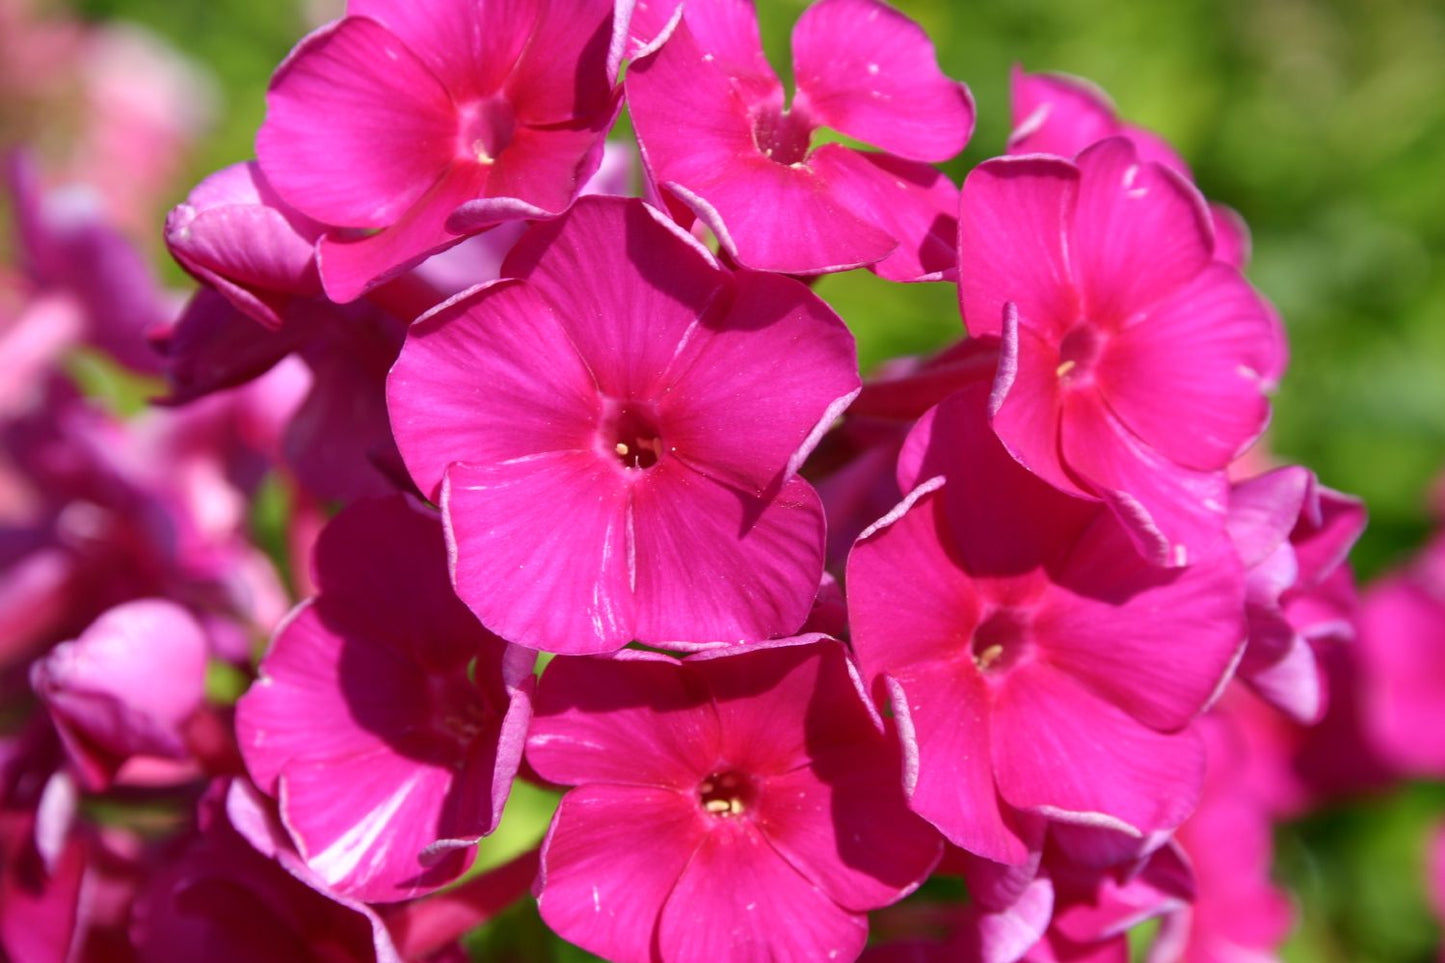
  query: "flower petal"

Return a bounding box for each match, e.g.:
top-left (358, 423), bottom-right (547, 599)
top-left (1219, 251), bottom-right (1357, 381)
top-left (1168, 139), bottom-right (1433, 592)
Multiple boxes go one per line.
top-left (258, 17), bottom-right (457, 227)
top-left (444, 454), bottom-right (634, 654)
top-left (792, 0), bottom-right (973, 162)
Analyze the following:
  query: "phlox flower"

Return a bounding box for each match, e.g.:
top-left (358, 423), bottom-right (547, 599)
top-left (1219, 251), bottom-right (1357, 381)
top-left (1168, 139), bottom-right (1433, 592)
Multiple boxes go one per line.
top-left (527, 639), bottom-right (941, 963)
top-left (847, 384), bottom-right (1246, 864)
top-left (388, 196), bottom-right (860, 654)
top-left (959, 137), bottom-right (1283, 565)
top-left (626, 0), bottom-right (973, 278)
top-left (236, 495), bottom-right (534, 902)
top-left (1226, 466), bottom-right (1365, 723)
top-left (131, 780), bottom-right (401, 963)
top-left (30, 599), bottom-right (207, 792)
top-left (1008, 68), bottom-right (1255, 270)
top-left (1355, 536), bottom-right (1445, 778)
top-left (256, 0), bottom-right (624, 302)
top-left (1147, 713), bottom-right (1293, 963)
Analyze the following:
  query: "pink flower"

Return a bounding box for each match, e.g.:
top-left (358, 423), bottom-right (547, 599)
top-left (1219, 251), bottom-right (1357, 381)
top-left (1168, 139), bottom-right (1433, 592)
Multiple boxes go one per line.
top-left (131, 780), bottom-right (402, 963)
top-left (959, 138), bottom-right (1283, 566)
top-left (1226, 466), bottom-right (1365, 723)
top-left (236, 495), bottom-right (534, 902)
top-left (256, 0), bottom-right (623, 302)
top-left (626, 0), bottom-right (972, 278)
top-left (30, 599), bottom-right (208, 792)
top-left (1147, 713), bottom-right (1293, 963)
top-left (165, 161), bottom-right (324, 331)
top-left (527, 639), bottom-right (941, 962)
top-left (1008, 68), bottom-right (1255, 271)
top-left (847, 385), bottom-right (1245, 864)
top-left (388, 196), bottom-right (859, 654)
top-left (1356, 538), bottom-right (1445, 778)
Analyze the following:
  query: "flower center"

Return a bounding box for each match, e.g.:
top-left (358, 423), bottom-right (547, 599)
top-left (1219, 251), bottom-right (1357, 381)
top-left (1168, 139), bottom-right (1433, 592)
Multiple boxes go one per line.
top-left (970, 608), bottom-right (1030, 675)
top-left (751, 105), bottom-right (813, 166)
top-left (599, 399), bottom-right (664, 470)
top-left (457, 96), bottom-right (516, 165)
top-left (698, 770), bottom-right (755, 817)
top-left (1055, 323), bottom-right (1103, 384)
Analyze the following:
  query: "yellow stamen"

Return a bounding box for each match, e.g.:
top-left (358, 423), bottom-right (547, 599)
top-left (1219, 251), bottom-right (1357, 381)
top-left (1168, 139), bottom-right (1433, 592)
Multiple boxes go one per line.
top-left (1055, 359), bottom-right (1076, 377)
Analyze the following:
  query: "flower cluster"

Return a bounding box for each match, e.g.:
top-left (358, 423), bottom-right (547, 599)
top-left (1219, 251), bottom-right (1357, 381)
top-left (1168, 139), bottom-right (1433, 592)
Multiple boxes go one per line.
top-left (7, 0), bottom-right (1445, 961)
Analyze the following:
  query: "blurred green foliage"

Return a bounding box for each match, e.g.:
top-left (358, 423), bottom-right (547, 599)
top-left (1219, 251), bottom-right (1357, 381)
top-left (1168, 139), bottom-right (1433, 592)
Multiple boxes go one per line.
top-left (51, 0), bottom-right (1445, 959)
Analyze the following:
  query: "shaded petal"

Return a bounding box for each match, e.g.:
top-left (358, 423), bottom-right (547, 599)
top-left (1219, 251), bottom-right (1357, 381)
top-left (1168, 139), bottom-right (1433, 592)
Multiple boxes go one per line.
top-left (847, 482), bottom-right (983, 676)
top-left (760, 743), bottom-right (941, 911)
top-left (904, 383), bottom-right (1098, 576)
top-left (808, 146), bottom-right (960, 282)
top-left (156, 290), bottom-right (306, 404)
top-left (660, 268), bottom-right (859, 495)
top-left (538, 784), bottom-right (705, 963)
top-left (317, 162), bottom-right (492, 303)
top-left (793, 0), bottom-right (973, 162)
top-left (1034, 515), bottom-right (1245, 731)
top-left (1099, 264), bottom-right (1274, 471)
top-left (388, 277), bottom-right (599, 499)
top-left (658, 819), bottom-right (867, 962)
top-left (505, 0), bottom-right (617, 123)
top-left (696, 640), bottom-right (880, 776)
top-left (444, 454), bottom-right (634, 654)
top-left (988, 306), bottom-right (1092, 498)
top-left (629, 467), bottom-right (824, 646)
top-left (499, 197), bottom-right (723, 399)
top-left (1059, 389), bottom-right (1230, 568)
top-left (887, 664), bottom-right (1031, 865)
top-left (528, 653), bottom-right (719, 790)
top-left (280, 754), bottom-right (466, 902)
top-left (450, 121), bottom-right (611, 229)
top-left (258, 17), bottom-right (457, 227)
top-left (991, 662), bottom-right (1203, 835)
top-left (958, 155), bottom-right (1079, 338)
top-left (1070, 138), bottom-right (1213, 323)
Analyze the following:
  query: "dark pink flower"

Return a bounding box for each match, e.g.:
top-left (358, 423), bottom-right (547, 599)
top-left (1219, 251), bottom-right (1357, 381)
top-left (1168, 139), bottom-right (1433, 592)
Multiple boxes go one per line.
top-left (626, 0), bottom-right (972, 278)
top-left (527, 639), bottom-right (941, 962)
top-left (959, 139), bottom-right (1283, 565)
top-left (848, 385), bottom-right (1245, 863)
top-left (131, 781), bottom-right (401, 963)
top-left (1146, 713), bottom-right (1293, 963)
top-left (256, 0), bottom-right (623, 302)
top-left (1008, 68), bottom-right (1255, 271)
top-left (236, 495), bottom-right (533, 902)
top-left (164, 161), bottom-right (324, 330)
top-left (1226, 466), bottom-right (1365, 723)
top-left (388, 196), bottom-right (859, 654)
top-left (30, 599), bottom-right (208, 792)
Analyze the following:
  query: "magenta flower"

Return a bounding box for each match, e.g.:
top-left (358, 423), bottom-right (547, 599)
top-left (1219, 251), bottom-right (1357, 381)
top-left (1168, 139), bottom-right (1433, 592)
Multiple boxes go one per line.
top-left (1008, 68), bottom-right (1255, 271)
top-left (527, 639), bottom-right (941, 962)
top-left (132, 780), bottom-right (401, 963)
top-left (1356, 540), bottom-right (1445, 778)
top-left (30, 599), bottom-right (208, 792)
top-left (626, 0), bottom-right (973, 278)
top-left (1147, 713), bottom-right (1293, 963)
top-left (388, 196), bottom-right (859, 654)
top-left (1226, 466), bottom-right (1365, 723)
top-left (236, 495), bottom-right (533, 902)
top-left (848, 385), bottom-right (1245, 864)
top-left (959, 138), bottom-right (1283, 565)
top-left (256, 0), bottom-right (623, 302)
top-left (164, 161), bottom-right (324, 330)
